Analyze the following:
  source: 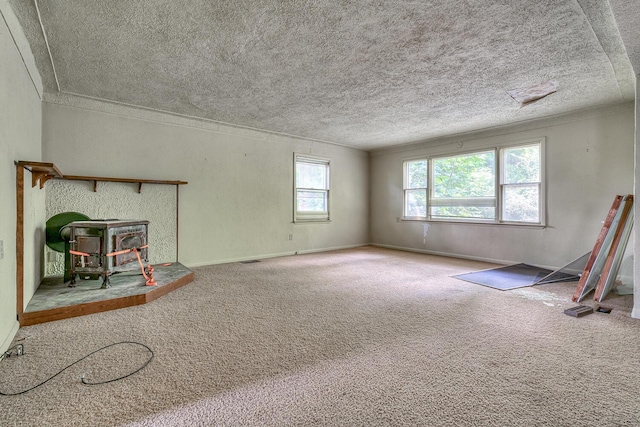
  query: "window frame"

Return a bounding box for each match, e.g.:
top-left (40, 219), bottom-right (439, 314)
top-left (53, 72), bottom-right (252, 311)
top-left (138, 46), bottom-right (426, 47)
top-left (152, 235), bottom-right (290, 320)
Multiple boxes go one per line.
top-left (401, 138), bottom-right (545, 226)
top-left (429, 148), bottom-right (498, 222)
top-left (499, 141), bottom-right (545, 225)
top-left (294, 154), bottom-right (331, 223)
top-left (403, 158), bottom-right (429, 220)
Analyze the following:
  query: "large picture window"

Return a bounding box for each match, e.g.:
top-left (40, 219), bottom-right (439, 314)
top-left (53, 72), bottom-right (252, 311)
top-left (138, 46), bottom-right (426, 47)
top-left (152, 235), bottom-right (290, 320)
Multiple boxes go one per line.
top-left (402, 139), bottom-right (544, 225)
top-left (294, 154), bottom-right (330, 222)
top-left (431, 150), bottom-right (496, 220)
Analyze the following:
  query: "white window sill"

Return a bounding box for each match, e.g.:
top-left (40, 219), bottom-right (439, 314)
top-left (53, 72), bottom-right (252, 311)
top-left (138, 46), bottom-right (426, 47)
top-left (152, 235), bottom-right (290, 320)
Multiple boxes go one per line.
top-left (400, 217), bottom-right (546, 228)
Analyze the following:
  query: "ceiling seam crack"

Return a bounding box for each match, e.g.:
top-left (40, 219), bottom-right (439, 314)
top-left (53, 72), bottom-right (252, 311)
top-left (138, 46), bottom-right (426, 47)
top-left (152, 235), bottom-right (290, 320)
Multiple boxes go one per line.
top-left (574, 0), bottom-right (624, 100)
top-left (33, 0), bottom-right (60, 92)
top-left (0, 6), bottom-right (41, 99)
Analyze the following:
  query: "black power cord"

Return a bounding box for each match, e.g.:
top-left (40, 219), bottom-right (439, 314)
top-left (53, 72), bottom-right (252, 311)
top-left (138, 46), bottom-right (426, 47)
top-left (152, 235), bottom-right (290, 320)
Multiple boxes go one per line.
top-left (0, 341), bottom-right (154, 396)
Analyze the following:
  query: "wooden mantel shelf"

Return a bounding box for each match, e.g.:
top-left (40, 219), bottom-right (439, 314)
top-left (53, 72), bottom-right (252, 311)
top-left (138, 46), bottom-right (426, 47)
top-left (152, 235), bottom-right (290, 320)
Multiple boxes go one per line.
top-left (16, 161), bottom-right (187, 192)
top-left (16, 161), bottom-right (63, 189)
top-left (59, 175), bottom-right (188, 193)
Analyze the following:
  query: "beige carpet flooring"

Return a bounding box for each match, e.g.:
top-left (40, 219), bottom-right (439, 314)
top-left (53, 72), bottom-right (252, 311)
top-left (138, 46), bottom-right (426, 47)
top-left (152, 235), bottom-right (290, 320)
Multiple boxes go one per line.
top-left (1, 246), bottom-right (638, 426)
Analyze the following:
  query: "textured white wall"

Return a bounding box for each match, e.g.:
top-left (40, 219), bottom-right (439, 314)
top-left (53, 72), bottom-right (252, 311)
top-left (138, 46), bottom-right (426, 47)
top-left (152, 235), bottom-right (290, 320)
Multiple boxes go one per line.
top-left (371, 104), bottom-right (635, 270)
top-left (41, 100), bottom-right (370, 267)
top-left (44, 180), bottom-right (178, 275)
top-left (0, 3), bottom-right (44, 351)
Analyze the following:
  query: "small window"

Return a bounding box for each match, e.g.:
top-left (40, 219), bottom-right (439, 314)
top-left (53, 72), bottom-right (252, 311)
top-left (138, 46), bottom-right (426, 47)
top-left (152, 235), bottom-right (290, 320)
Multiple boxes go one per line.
top-left (294, 155), bottom-right (330, 222)
top-left (501, 144), bottom-right (542, 223)
top-left (403, 159), bottom-right (428, 218)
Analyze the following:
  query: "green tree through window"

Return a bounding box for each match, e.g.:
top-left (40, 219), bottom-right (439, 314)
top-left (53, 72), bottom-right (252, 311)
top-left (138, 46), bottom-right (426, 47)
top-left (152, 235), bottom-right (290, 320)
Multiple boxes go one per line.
top-left (431, 150), bottom-right (496, 220)
top-left (295, 155), bottom-right (330, 221)
top-left (502, 144), bottom-right (541, 222)
top-left (404, 160), bottom-right (428, 217)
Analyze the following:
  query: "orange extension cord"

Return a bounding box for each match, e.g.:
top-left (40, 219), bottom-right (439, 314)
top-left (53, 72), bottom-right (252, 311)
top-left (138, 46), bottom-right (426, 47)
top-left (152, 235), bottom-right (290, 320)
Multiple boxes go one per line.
top-left (70, 245), bottom-right (157, 286)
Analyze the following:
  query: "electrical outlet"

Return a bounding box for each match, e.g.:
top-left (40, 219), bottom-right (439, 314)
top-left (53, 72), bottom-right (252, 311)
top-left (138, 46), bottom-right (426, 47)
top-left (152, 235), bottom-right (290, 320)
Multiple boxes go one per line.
top-left (288, 234), bottom-right (293, 241)
top-left (0, 240), bottom-right (3, 259)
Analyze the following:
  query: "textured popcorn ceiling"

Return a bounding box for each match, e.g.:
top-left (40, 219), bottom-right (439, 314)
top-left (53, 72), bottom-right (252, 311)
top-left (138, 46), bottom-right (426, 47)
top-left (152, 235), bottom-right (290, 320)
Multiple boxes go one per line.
top-left (610, 0), bottom-right (640, 75)
top-left (9, 0), bottom-right (638, 150)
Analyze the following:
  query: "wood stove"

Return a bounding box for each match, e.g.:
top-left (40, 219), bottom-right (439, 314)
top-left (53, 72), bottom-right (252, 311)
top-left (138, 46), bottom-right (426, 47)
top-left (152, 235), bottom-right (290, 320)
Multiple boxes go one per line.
top-left (66, 220), bottom-right (149, 288)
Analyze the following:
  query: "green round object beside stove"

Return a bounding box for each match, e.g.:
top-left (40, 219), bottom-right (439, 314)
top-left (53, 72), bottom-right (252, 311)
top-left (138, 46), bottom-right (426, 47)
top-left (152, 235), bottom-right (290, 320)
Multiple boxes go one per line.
top-left (45, 212), bottom-right (90, 252)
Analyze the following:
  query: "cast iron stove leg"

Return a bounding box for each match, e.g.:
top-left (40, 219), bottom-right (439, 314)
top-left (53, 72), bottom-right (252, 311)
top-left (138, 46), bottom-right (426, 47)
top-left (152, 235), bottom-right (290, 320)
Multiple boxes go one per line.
top-left (68, 273), bottom-right (77, 288)
top-left (100, 274), bottom-right (111, 289)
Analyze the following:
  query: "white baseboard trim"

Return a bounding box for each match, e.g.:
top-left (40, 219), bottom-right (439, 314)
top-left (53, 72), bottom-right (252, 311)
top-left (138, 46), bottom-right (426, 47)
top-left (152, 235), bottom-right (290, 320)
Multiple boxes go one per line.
top-left (370, 243), bottom-right (558, 270)
top-left (0, 320), bottom-right (20, 355)
top-left (371, 243), bottom-right (515, 265)
top-left (632, 306), bottom-right (640, 320)
top-left (185, 251), bottom-right (297, 268)
top-left (296, 244), bottom-right (368, 255)
top-left (184, 244), bottom-right (369, 268)
top-left (185, 242), bottom-right (567, 273)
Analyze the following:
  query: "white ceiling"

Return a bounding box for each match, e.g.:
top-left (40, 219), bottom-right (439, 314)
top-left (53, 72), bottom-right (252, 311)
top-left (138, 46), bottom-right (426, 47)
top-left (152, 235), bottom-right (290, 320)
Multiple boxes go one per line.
top-left (8, 0), bottom-right (639, 150)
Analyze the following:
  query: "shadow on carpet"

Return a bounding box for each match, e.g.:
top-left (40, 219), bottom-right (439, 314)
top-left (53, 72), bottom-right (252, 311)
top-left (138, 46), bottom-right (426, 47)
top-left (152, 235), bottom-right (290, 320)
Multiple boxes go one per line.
top-left (453, 263), bottom-right (556, 291)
